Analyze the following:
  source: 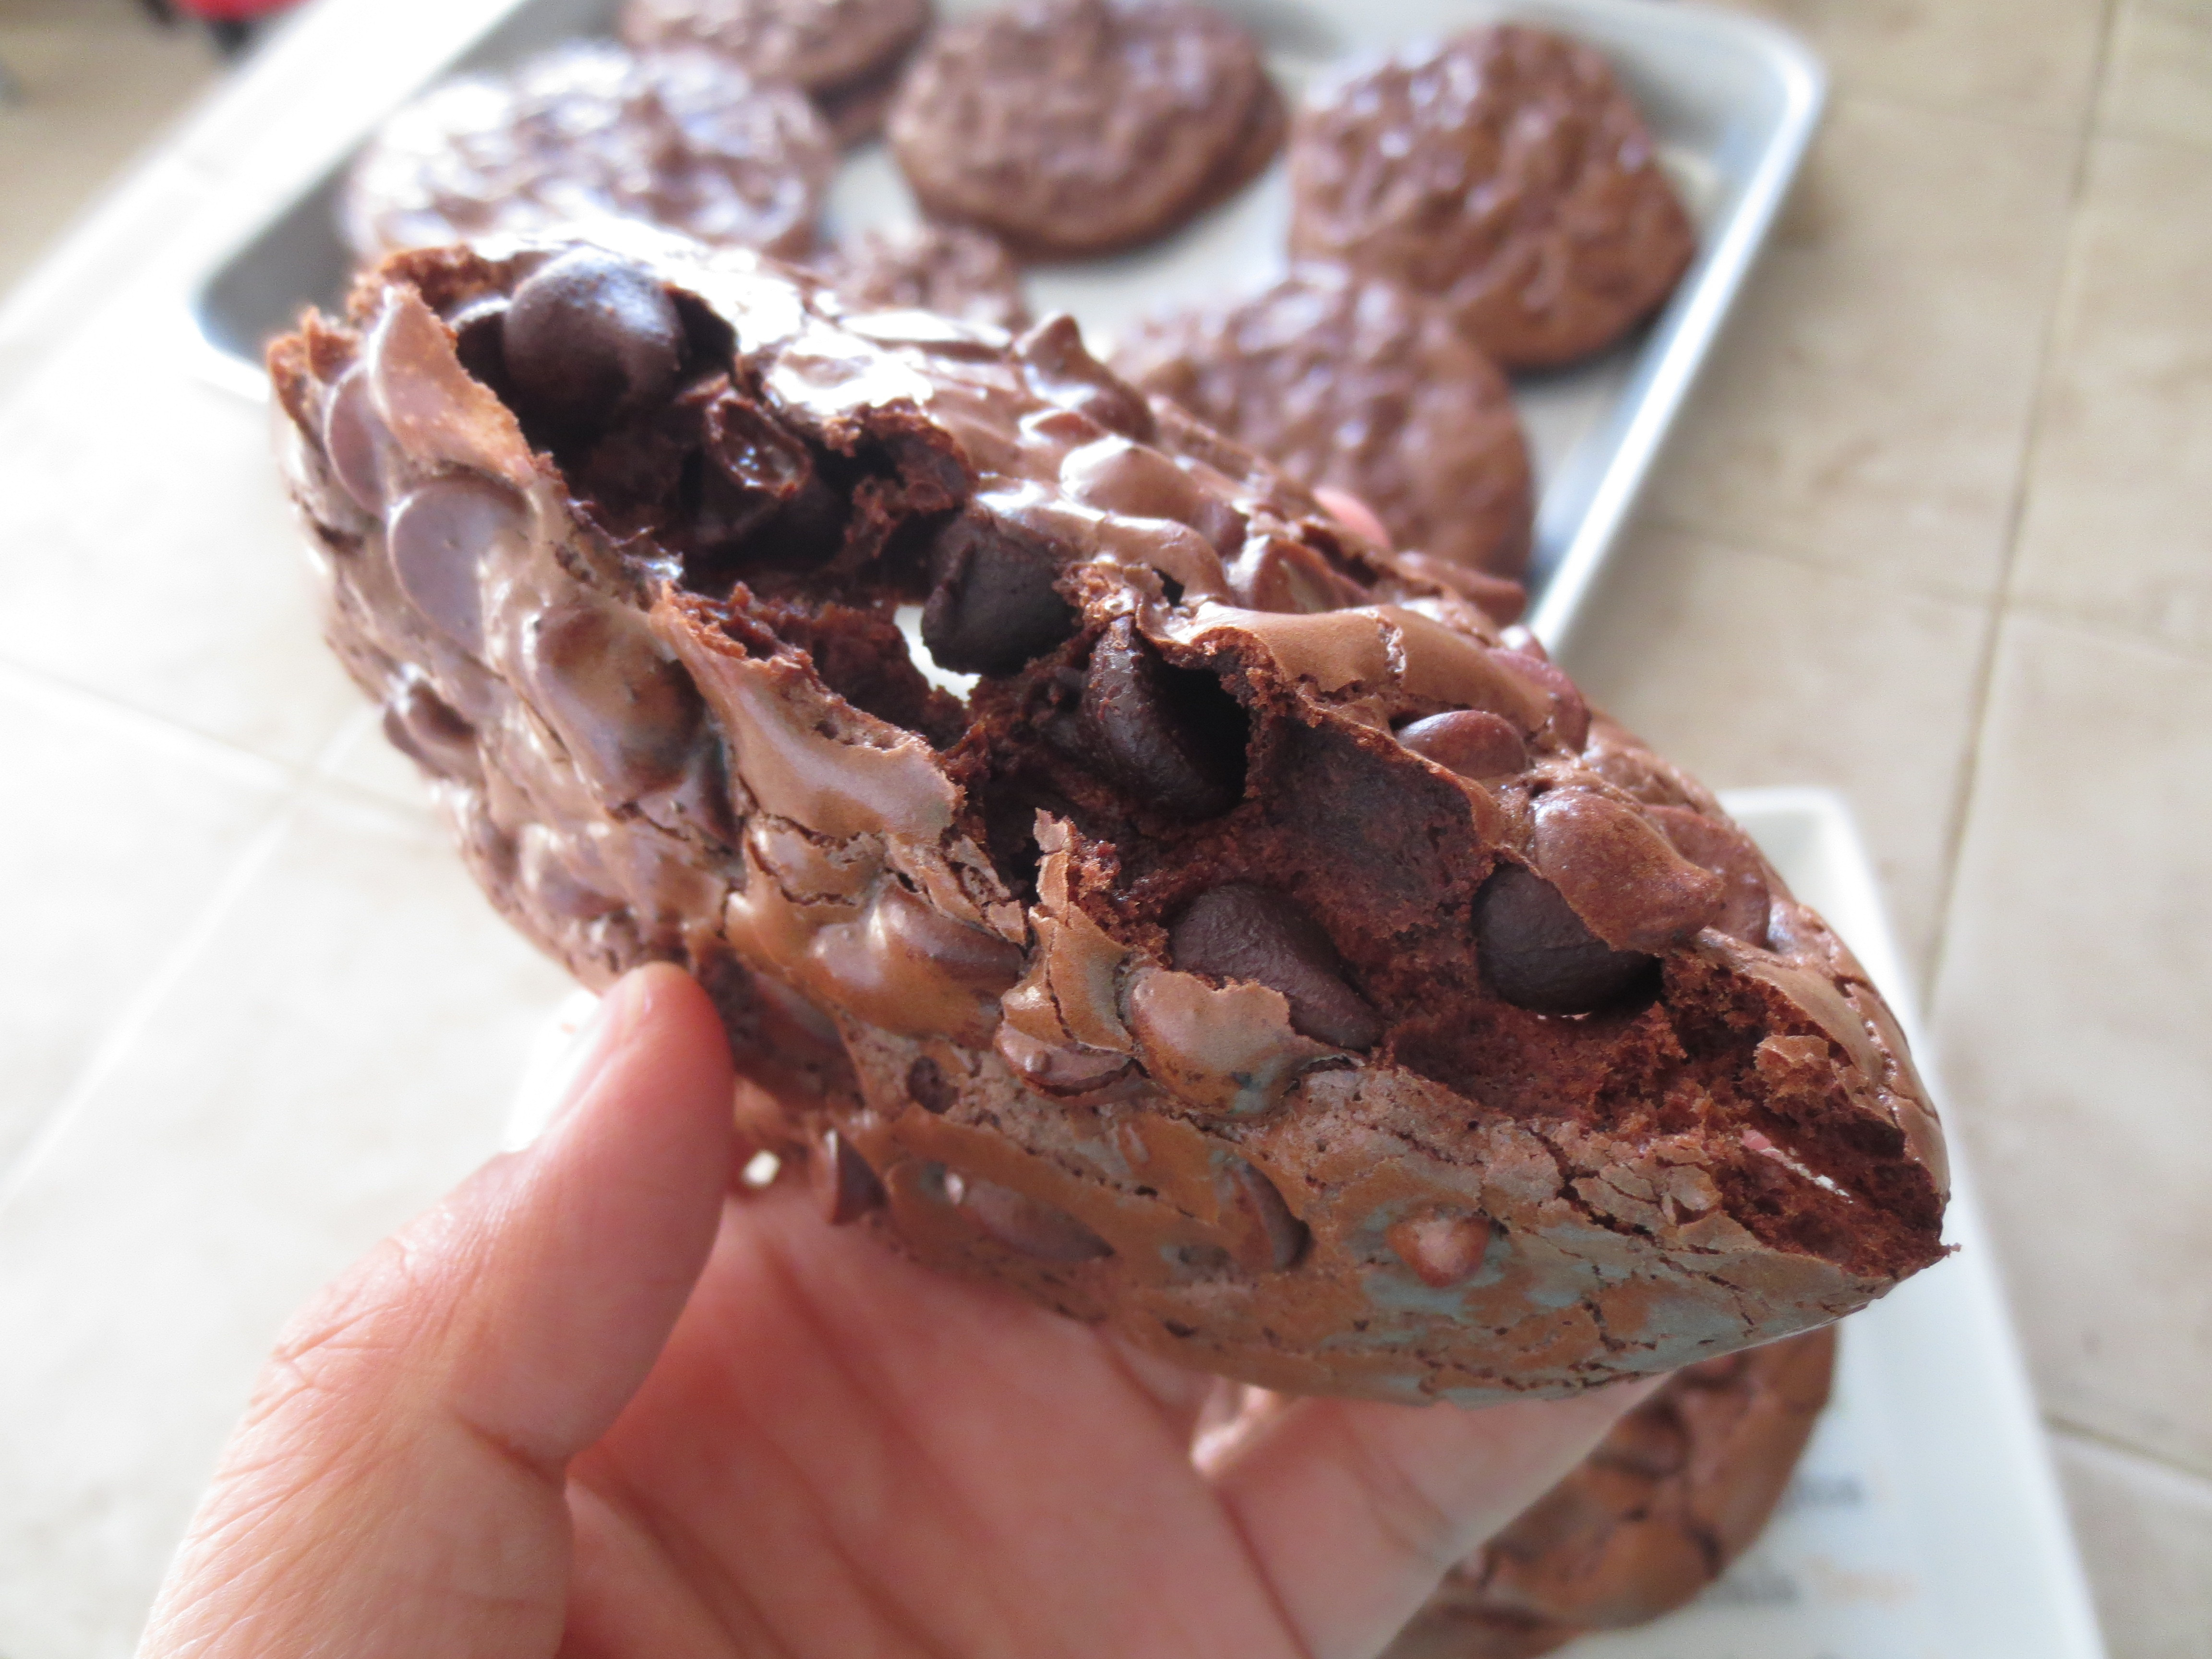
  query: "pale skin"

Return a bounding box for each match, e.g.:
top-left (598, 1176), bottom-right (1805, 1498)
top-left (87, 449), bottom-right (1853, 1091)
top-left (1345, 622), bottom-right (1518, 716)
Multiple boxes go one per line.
top-left (139, 963), bottom-right (1660, 1659)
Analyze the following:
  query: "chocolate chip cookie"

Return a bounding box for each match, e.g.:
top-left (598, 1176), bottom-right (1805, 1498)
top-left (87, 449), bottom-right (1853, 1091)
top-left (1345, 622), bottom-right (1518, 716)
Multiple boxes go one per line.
top-left (810, 223), bottom-right (1031, 332)
top-left (269, 230), bottom-right (1947, 1402)
top-left (621, 0), bottom-right (932, 144)
top-left (887, 0), bottom-right (1281, 257)
top-left (1289, 25), bottom-right (1695, 369)
top-left (341, 42), bottom-right (836, 263)
top-left (1391, 1327), bottom-right (1837, 1657)
top-left (1116, 268), bottom-right (1534, 579)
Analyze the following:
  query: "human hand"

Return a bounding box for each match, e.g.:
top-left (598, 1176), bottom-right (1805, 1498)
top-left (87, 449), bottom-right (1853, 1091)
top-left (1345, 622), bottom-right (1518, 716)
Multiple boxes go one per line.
top-left (141, 963), bottom-right (1659, 1659)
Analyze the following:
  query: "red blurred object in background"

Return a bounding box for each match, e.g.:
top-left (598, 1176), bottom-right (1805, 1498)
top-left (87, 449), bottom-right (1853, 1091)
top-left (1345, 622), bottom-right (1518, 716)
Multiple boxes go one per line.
top-left (169, 0), bottom-right (299, 17)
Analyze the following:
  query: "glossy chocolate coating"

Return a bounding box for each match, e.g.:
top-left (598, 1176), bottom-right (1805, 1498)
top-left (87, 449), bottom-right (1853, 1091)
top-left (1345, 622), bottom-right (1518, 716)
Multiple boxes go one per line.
top-left (269, 228), bottom-right (1947, 1402)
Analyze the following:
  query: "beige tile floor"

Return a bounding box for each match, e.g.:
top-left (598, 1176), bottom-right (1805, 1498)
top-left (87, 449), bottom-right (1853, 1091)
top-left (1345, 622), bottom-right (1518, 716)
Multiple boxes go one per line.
top-left (1, 0), bottom-right (2209, 1655)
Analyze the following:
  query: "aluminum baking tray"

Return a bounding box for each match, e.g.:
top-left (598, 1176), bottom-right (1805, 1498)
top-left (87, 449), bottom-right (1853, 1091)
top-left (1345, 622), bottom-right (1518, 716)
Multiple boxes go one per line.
top-left (188, 0), bottom-right (1823, 651)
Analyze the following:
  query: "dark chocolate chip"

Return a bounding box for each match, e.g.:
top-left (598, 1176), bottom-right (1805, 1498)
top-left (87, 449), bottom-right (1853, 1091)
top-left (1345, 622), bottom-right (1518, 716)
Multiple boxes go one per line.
top-left (321, 368), bottom-right (385, 514)
top-left (1079, 618), bottom-right (1248, 818)
top-left (814, 1130), bottom-right (885, 1226)
top-left (380, 678), bottom-right (479, 782)
top-left (1171, 884), bottom-right (1382, 1050)
top-left (1222, 1158), bottom-right (1310, 1271)
top-left (1016, 314), bottom-right (1155, 441)
top-left (1398, 709), bottom-right (1528, 780)
top-left (1531, 793), bottom-right (1724, 952)
top-left (949, 1171), bottom-right (1112, 1262)
top-left (920, 510), bottom-right (1077, 675)
top-left (1473, 863), bottom-right (1658, 1015)
top-left (1647, 804), bottom-right (1772, 948)
top-left (386, 474), bottom-right (522, 656)
top-left (705, 391), bottom-right (812, 508)
top-left (528, 605), bottom-right (703, 798)
top-left (906, 1055), bottom-right (957, 1114)
top-left (447, 297), bottom-right (509, 392)
top-left (502, 249), bottom-right (685, 436)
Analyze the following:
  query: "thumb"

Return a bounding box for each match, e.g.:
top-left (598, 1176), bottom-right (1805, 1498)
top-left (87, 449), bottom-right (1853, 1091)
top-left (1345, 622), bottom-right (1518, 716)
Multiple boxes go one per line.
top-left (140, 963), bottom-right (734, 1659)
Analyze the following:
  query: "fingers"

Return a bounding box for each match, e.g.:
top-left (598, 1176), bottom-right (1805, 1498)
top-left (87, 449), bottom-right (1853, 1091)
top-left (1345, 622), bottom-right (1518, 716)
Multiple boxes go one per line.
top-left (139, 964), bottom-right (734, 1659)
top-left (1205, 1377), bottom-right (1665, 1659)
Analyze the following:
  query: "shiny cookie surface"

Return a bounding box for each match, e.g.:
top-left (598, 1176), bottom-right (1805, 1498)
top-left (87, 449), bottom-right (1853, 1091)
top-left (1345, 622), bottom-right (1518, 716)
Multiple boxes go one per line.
top-left (270, 229), bottom-right (1946, 1402)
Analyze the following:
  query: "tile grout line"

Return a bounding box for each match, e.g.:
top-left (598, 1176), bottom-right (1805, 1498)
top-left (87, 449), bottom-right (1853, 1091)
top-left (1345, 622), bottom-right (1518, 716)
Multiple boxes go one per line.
top-left (2048, 1415), bottom-right (2212, 1498)
top-left (0, 696), bottom-right (437, 1214)
top-left (1920, 0), bottom-right (2117, 1012)
top-left (0, 653), bottom-right (305, 793)
top-left (1636, 507), bottom-right (2000, 613)
top-left (0, 795), bottom-right (301, 1223)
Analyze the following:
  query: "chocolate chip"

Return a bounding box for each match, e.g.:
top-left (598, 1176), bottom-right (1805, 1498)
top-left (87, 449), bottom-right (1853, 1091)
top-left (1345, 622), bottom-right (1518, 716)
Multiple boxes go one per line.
top-left (1531, 793), bottom-right (1724, 952)
top-left (1398, 709), bottom-right (1527, 780)
top-left (528, 605), bottom-right (703, 798)
top-left (1473, 863), bottom-right (1658, 1015)
top-left (905, 1055), bottom-right (957, 1114)
top-left (813, 1130), bottom-right (885, 1226)
top-left (1079, 618), bottom-right (1247, 818)
top-left (920, 510), bottom-right (1077, 674)
top-left (1016, 314), bottom-right (1155, 441)
top-left (704, 392), bottom-right (812, 521)
top-left (1170, 884), bottom-right (1381, 1050)
top-left (949, 1171), bottom-right (1112, 1262)
top-left (321, 368), bottom-right (385, 514)
top-left (386, 474), bottom-right (523, 655)
top-left (447, 297), bottom-right (509, 392)
top-left (1647, 804), bottom-right (1772, 948)
top-left (1222, 1158), bottom-right (1310, 1271)
top-left (381, 678), bottom-right (479, 782)
top-left (502, 249), bottom-right (685, 437)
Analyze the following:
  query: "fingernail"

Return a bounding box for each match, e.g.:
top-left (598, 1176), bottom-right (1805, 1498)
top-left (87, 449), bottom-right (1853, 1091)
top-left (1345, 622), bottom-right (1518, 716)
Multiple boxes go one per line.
top-left (501, 982), bottom-right (626, 1152)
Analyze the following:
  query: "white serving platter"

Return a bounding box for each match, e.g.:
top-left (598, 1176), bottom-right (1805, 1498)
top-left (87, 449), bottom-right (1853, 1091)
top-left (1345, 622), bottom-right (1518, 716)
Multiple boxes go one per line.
top-left (508, 792), bottom-right (2110, 1659)
top-left (185, 0), bottom-right (1823, 651)
top-left (1558, 787), bottom-right (2111, 1659)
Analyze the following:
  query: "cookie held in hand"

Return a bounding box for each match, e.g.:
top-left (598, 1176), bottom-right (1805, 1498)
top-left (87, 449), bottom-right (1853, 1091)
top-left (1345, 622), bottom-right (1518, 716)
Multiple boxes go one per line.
top-left (270, 229), bottom-right (1945, 1402)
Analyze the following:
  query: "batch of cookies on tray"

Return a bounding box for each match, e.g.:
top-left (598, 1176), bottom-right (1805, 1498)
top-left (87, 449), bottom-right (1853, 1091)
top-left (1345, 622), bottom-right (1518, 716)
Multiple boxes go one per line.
top-left (340, 0), bottom-right (1698, 590)
top-left (295, 5), bottom-right (1938, 1657)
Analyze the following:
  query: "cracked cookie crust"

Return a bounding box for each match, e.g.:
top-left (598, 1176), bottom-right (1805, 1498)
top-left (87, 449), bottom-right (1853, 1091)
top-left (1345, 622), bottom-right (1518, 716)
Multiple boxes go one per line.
top-left (269, 229), bottom-right (1946, 1402)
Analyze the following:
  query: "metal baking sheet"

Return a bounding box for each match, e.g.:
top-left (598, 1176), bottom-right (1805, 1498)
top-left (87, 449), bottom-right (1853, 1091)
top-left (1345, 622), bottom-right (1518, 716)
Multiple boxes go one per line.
top-left (187, 0), bottom-right (1823, 650)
